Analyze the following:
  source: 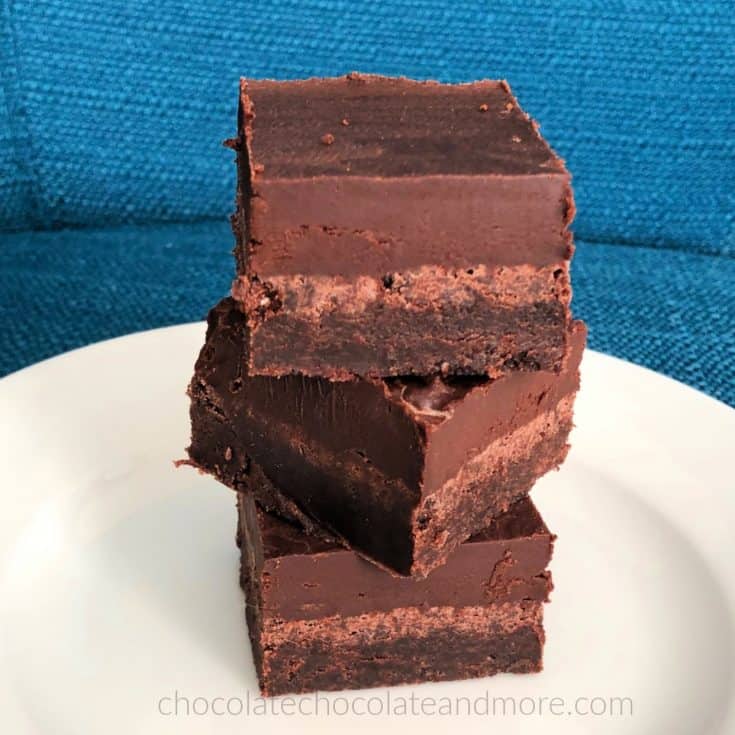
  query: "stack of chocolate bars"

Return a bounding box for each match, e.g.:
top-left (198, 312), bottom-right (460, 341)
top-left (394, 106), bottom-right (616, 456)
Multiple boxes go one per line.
top-left (185, 74), bottom-right (586, 696)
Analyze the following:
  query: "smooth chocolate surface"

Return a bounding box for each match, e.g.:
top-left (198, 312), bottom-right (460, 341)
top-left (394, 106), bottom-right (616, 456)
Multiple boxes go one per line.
top-left (187, 299), bottom-right (585, 577)
top-left (238, 491), bottom-right (552, 696)
top-left (237, 491), bottom-right (553, 621)
top-left (231, 73), bottom-right (575, 379)
top-left (242, 74), bottom-right (565, 179)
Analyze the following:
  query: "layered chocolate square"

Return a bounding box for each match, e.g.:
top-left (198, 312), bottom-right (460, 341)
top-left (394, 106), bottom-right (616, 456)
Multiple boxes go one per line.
top-left (230, 74), bottom-right (574, 379)
top-left (187, 299), bottom-right (584, 577)
top-left (237, 489), bottom-right (554, 696)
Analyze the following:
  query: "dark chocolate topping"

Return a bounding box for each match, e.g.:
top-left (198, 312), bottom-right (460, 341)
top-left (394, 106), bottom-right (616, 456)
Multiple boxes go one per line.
top-left (239, 490), bottom-right (554, 620)
top-left (258, 505), bottom-right (338, 558)
top-left (258, 494), bottom-right (546, 560)
top-left (243, 74), bottom-right (566, 179)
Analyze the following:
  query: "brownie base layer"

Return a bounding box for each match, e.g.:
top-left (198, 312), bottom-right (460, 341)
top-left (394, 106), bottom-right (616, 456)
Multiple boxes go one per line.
top-left (256, 603), bottom-right (544, 696)
top-left (234, 263), bottom-right (571, 379)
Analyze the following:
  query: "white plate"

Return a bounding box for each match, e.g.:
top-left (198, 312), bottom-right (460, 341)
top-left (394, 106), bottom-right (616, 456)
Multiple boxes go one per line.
top-left (0, 324), bottom-right (733, 735)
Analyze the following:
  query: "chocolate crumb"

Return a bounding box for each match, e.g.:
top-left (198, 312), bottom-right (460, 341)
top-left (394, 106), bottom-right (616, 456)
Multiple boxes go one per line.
top-left (345, 71), bottom-right (367, 84)
top-left (479, 103), bottom-right (489, 112)
top-left (321, 133), bottom-right (335, 145)
top-left (511, 135), bottom-right (521, 143)
top-left (341, 118), bottom-right (350, 127)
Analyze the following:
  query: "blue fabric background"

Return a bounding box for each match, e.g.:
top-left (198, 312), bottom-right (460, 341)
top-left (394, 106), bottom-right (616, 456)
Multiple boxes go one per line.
top-left (0, 1), bottom-right (733, 405)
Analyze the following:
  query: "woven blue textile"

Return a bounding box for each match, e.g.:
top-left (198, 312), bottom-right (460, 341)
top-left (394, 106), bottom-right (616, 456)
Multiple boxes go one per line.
top-left (1, 222), bottom-right (732, 406)
top-left (1, 1), bottom-right (734, 255)
top-left (0, 3), bottom-right (733, 405)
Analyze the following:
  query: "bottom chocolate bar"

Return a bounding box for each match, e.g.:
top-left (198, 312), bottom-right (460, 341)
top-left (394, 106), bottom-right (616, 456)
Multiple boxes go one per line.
top-left (237, 489), bottom-right (554, 696)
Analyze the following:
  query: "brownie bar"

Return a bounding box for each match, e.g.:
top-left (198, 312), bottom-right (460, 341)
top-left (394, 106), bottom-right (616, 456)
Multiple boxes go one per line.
top-left (237, 491), bottom-right (553, 696)
top-left (231, 73), bottom-right (574, 379)
top-left (187, 299), bottom-right (585, 577)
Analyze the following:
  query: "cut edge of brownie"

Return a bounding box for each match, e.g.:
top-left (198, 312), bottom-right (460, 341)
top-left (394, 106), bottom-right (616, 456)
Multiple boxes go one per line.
top-left (184, 299), bottom-right (584, 577)
top-left (236, 490), bottom-right (553, 697)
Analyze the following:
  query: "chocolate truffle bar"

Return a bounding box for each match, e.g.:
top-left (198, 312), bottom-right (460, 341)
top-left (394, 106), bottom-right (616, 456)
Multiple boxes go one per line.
top-left (237, 490), bottom-right (554, 696)
top-left (187, 299), bottom-right (585, 577)
top-left (231, 73), bottom-right (574, 379)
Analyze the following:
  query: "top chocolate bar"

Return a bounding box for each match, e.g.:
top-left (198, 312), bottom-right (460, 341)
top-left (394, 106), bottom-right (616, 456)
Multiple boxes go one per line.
top-left (231, 74), bottom-right (574, 380)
